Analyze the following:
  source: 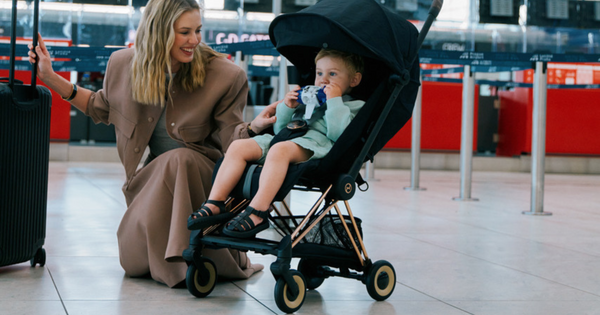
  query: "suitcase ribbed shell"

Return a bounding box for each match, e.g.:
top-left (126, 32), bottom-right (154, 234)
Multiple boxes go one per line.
top-left (0, 85), bottom-right (52, 267)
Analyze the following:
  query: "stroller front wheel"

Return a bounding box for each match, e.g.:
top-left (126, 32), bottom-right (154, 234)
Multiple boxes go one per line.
top-left (274, 270), bottom-right (307, 313)
top-left (186, 258), bottom-right (217, 298)
top-left (365, 260), bottom-right (396, 301)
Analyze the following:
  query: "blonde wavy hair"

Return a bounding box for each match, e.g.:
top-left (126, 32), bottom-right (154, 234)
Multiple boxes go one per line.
top-left (131, 0), bottom-right (225, 107)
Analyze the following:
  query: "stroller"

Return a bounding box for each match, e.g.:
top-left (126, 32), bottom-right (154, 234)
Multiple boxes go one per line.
top-left (183, 0), bottom-right (442, 312)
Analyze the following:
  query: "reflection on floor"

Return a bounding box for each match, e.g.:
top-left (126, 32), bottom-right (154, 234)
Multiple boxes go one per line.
top-left (2, 162), bottom-right (600, 315)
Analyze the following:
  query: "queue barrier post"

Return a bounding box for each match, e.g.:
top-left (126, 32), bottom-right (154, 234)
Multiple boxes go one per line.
top-left (405, 75), bottom-right (426, 191)
top-left (364, 160), bottom-right (377, 181)
top-left (453, 65), bottom-right (478, 202)
top-left (523, 61), bottom-right (552, 216)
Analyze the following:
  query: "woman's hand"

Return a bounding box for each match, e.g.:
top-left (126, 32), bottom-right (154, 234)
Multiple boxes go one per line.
top-left (250, 100), bottom-right (278, 134)
top-left (283, 85), bottom-right (301, 108)
top-left (27, 33), bottom-right (54, 83)
top-left (27, 33), bottom-right (91, 112)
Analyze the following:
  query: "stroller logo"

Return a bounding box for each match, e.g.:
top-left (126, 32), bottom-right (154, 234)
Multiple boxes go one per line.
top-left (345, 183), bottom-right (353, 194)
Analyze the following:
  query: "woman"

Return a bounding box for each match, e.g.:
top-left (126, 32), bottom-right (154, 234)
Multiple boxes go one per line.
top-left (29, 0), bottom-right (276, 287)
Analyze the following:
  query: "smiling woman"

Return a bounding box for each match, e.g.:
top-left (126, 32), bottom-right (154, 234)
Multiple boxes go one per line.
top-left (28, 0), bottom-right (279, 288)
top-left (130, 0), bottom-right (217, 108)
top-left (170, 9), bottom-right (202, 71)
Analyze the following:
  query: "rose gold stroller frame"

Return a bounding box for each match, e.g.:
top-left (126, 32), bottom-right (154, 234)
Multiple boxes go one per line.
top-left (270, 187), bottom-right (370, 267)
top-left (202, 185), bottom-right (369, 268)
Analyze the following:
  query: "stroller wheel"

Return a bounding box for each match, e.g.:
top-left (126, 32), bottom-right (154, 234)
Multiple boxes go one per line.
top-left (365, 260), bottom-right (396, 301)
top-left (274, 270), bottom-right (307, 313)
top-left (298, 258), bottom-right (325, 290)
top-left (186, 258), bottom-right (217, 298)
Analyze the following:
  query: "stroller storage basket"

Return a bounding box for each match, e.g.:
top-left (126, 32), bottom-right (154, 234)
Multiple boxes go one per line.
top-left (271, 215), bottom-right (363, 252)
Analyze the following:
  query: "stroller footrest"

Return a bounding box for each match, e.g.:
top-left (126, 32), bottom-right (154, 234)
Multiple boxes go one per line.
top-left (201, 235), bottom-right (280, 255)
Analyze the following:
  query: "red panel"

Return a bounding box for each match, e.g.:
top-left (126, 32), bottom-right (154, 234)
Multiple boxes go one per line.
top-left (497, 87), bottom-right (600, 156)
top-left (384, 81), bottom-right (479, 152)
top-left (546, 89), bottom-right (600, 155)
top-left (385, 116), bottom-right (412, 149)
top-left (497, 88), bottom-right (532, 157)
top-left (1, 70), bottom-right (72, 141)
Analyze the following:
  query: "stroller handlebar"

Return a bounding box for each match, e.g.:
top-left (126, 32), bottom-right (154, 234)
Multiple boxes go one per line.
top-left (428, 0), bottom-right (443, 18)
top-left (410, 0), bottom-right (443, 66)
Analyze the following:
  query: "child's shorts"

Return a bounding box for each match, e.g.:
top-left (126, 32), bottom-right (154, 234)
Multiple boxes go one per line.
top-left (251, 130), bottom-right (333, 164)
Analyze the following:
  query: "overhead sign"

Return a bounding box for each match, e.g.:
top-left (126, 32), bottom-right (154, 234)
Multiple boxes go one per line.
top-left (205, 30), bottom-right (269, 45)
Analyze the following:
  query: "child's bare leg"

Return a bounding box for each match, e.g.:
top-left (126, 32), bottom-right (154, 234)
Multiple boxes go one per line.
top-left (246, 141), bottom-right (312, 225)
top-left (200, 139), bottom-right (262, 215)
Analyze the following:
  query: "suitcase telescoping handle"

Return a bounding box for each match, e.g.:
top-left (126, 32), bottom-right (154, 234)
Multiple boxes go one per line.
top-left (8, 0), bottom-right (17, 89)
top-left (7, 0), bottom-right (42, 107)
top-left (31, 0), bottom-right (40, 89)
top-left (9, 0), bottom-right (40, 90)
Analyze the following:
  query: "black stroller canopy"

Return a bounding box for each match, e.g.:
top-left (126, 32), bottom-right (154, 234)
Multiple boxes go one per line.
top-left (268, 0), bottom-right (419, 77)
top-left (268, 0), bottom-right (422, 180)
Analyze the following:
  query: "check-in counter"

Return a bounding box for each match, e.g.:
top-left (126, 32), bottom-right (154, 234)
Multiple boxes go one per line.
top-left (384, 75), bottom-right (600, 158)
top-left (497, 87), bottom-right (600, 156)
top-left (384, 81), bottom-right (480, 152)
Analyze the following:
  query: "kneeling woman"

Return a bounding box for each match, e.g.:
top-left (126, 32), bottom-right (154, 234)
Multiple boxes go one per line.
top-left (29, 0), bottom-right (276, 287)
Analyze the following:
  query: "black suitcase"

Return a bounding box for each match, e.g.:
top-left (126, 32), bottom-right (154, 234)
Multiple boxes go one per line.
top-left (0, 0), bottom-right (51, 268)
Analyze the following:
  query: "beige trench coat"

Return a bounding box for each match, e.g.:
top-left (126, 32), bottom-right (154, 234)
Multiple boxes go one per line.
top-left (85, 48), bottom-right (263, 287)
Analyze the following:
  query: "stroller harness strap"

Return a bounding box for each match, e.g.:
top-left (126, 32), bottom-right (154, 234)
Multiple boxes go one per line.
top-left (243, 164), bottom-right (260, 200)
top-left (290, 103), bottom-right (327, 126)
top-left (269, 103), bottom-right (327, 147)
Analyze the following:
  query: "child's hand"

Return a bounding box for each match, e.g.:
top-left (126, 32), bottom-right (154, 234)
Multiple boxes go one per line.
top-left (284, 85), bottom-right (301, 108)
top-left (323, 83), bottom-right (343, 100)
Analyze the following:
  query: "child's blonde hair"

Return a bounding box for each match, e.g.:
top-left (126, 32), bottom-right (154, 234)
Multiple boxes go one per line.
top-left (315, 49), bottom-right (364, 76)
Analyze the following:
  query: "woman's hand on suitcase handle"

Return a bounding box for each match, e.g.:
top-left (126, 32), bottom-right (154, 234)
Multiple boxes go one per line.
top-left (27, 34), bottom-right (54, 83)
top-left (27, 34), bottom-right (90, 113)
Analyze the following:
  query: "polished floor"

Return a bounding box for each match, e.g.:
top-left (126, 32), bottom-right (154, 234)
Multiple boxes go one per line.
top-left (2, 161), bottom-right (600, 315)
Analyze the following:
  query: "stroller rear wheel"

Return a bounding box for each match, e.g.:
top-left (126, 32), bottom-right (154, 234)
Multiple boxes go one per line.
top-left (186, 258), bottom-right (217, 298)
top-left (274, 270), bottom-right (307, 313)
top-left (298, 258), bottom-right (325, 290)
top-left (365, 260), bottom-right (396, 301)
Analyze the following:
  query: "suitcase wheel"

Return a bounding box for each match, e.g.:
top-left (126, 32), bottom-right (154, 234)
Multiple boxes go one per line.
top-left (30, 248), bottom-right (46, 267)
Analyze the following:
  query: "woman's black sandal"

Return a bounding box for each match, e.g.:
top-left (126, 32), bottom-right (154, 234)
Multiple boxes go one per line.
top-left (187, 200), bottom-right (235, 230)
top-left (222, 206), bottom-right (270, 239)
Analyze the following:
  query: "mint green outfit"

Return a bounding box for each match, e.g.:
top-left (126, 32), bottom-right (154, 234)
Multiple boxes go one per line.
top-left (252, 95), bottom-right (365, 163)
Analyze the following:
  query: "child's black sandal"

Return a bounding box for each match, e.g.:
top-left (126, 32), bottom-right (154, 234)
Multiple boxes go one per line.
top-left (187, 200), bottom-right (234, 230)
top-left (222, 206), bottom-right (270, 239)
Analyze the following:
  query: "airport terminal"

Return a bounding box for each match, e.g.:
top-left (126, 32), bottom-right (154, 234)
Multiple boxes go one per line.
top-left (1, 0), bottom-right (600, 314)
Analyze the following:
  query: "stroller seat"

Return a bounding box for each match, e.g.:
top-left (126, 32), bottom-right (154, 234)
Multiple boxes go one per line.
top-left (182, 0), bottom-right (442, 312)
